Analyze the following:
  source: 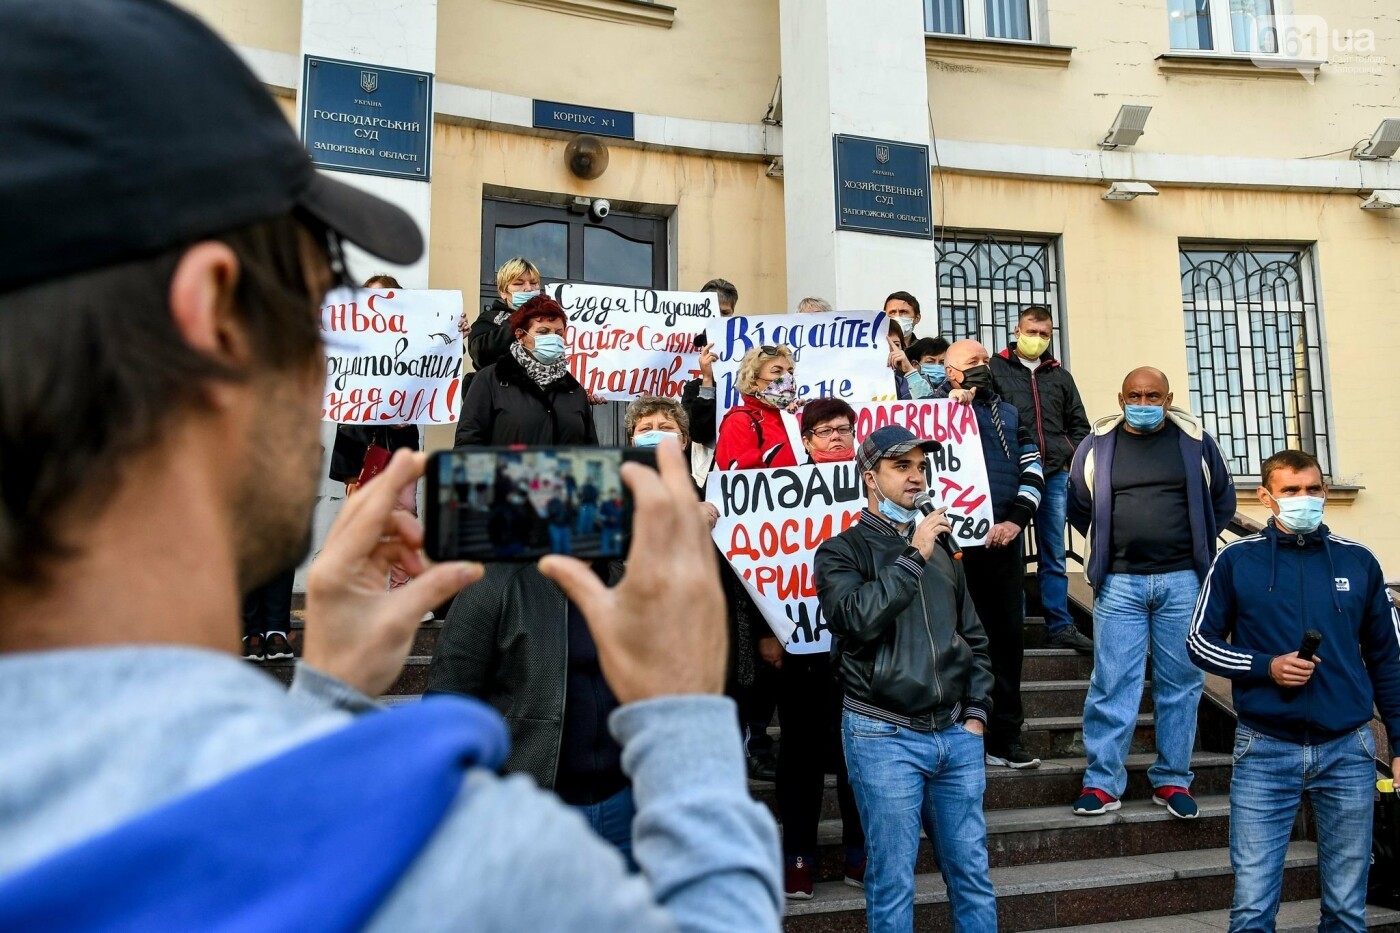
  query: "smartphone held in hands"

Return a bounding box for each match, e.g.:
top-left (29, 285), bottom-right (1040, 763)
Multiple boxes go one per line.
top-left (425, 447), bottom-right (654, 562)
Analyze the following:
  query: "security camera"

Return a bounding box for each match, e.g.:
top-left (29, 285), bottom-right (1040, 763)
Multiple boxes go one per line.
top-left (589, 198), bottom-right (611, 222)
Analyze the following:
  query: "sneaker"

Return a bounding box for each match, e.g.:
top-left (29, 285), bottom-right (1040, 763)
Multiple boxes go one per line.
top-left (1072, 788), bottom-right (1121, 815)
top-left (985, 741), bottom-right (1041, 770)
top-left (784, 856), bottom-right (814, 900)
top-left (747, 751), bottom-right (778, 783)
top-left (1153, 786), bottom-right (1199, 819)
top-left (420, 610), bottom-right (436, 623)
top-left (242, 634), bottom-right (265, 661)
top-left (843, 856), bottom-right (867, 890)
top-left (263, 632), bottom-right (293, 660)
top-left (1046, 626), bottom-right (1094, 654)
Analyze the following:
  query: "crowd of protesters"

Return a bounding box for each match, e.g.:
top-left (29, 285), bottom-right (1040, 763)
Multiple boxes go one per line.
top-left (2, 5), bottom-right (1398, 933)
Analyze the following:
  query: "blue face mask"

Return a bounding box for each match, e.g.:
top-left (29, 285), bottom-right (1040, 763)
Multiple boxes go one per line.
top-left (868, 473), bottom-right (920, 525)
top-left (1270, 493), bottom-right (1325, 534)
top-left (633, 430), bottom-right (680, 448)
top-left (531, 333), bottom-right (566, 364)
top-left (510, 290), bottom-right (540, 309)
top-left (920, 363), bottom-right (946, 384)
top-left (1124, 404), bottom-right (1166, 431)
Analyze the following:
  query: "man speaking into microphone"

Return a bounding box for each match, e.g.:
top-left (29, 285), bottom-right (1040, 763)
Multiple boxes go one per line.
top-left (815, 425), bottom-right (996, 933)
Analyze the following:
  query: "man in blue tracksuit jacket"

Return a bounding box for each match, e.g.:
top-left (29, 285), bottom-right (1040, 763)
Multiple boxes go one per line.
top-left (1189, 449), bottom-right (1400, 933)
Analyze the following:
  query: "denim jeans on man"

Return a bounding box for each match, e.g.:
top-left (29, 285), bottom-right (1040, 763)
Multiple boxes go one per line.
top-left (1034, 470), bottom-right (1072, 634)
top-left (1082, 570), bottom-right (1203, 797)
top-left (573, 786), bottom-right (638, 872)
top-left (1229, 724), bottom-right (1375, 932)
top-left (842, 710), bottom-right (997, 933)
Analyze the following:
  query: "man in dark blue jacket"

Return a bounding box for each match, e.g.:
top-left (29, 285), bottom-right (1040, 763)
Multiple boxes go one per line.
top-left (1067, 367), bottom-right (1235, 819)
top-left (1189, 449), bottom-right (1400, 932)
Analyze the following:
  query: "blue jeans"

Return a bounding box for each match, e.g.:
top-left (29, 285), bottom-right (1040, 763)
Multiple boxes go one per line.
top-left (842, 710), bottom-right (997, 933)
top-left (573, 786), bottom-right (637, 872)
top-left (1230, 724), bottom-right (1376, 932)
top-left (548, 525), bottom-right (572, 555)
top-left (575, 504), bottom-right (597, 535)
top-left (1082, 570), bottom-right (1203, 798)
top-left (1034, 470), bottom-right (1072, 633)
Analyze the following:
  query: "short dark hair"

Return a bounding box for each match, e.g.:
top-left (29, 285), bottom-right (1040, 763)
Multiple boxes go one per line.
top-left (701, 278), bottom-right (738, 309)
top-left (905, 336), bottom-right (949, 361)
top-left (884, 291), bottom-right (921, 317)
top-left (1018, 305), bottom-right (1052, 324)
top-left (1260, 449), bottom-right (1324, 491)
top-left (0, 214), bottom-right (329, 587)
top-left (801, 397), bottom-right (857, 435)
top-left (508, 295), bottom-right (568, 335)
top-left (364, 274), bottom-right (402, 288)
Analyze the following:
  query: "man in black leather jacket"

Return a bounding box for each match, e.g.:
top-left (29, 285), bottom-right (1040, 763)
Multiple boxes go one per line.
top-left (815, 424), bottom-right (996, 933)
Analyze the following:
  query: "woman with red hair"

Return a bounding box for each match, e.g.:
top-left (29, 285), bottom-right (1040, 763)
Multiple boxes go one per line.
top-left (454, 296), bottom-right (597, 447)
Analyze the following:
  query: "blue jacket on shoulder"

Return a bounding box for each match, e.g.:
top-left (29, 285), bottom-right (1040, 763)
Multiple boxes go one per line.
top-left (1067, 408), bottom-right (1235, 588)
top-left (931, 385), bottom-right (1044, 527)
top-left (1188, 521), bottom-right (1400, 749)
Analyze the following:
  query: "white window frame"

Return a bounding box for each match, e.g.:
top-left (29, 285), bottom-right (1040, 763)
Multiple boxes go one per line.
top-left (1168, 0), bottom-right (1296, 57)
top-left (924, 0), bottom-right (1049, 44)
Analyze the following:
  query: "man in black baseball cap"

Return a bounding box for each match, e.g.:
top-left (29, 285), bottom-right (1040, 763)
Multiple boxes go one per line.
top-left (0, 1), bottom-right (780, 928)
top-left (816, 424), bottom-right (997, 931)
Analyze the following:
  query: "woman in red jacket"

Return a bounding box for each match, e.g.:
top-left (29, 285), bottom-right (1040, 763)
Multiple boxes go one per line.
top-left (714, 345), bottom-right (800, 471)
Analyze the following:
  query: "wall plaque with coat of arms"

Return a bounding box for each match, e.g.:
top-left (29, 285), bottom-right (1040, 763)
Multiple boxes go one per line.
top-left (832, 134), bottom-right (933, 239)
top-left (301, 56), bottom-right (433, 182)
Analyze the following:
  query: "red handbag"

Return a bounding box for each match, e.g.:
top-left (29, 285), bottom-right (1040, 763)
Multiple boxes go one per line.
top-left (357, 443), bottom-right (393, 487)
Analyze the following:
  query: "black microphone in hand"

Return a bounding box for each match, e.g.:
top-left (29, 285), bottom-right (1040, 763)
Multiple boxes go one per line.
top-left (913, 493), bottom-right (962, 561)
top-left (1297, 629), bottom-right (1323, 663)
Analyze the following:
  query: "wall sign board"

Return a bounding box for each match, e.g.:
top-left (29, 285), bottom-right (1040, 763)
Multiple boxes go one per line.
top-left (301, 56), bottom-right (433, 181)
top-left (832, 134), bottom-right (933, 239)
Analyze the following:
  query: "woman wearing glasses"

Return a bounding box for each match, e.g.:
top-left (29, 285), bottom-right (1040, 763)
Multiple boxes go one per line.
top-left (714, 345), bottom-right (800, 471)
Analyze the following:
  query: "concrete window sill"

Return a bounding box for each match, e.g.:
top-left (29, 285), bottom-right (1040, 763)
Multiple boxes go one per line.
top-left (1156, 52), bottom-right (1323, 81)
top-left (925, 33), bottom-right (1073, 69)
top-left (497, 0), bottom-right (675, 28)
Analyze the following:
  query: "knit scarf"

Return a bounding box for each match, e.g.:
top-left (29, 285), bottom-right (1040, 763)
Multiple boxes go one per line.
top-left (510, 340), bottom-right (569, 387)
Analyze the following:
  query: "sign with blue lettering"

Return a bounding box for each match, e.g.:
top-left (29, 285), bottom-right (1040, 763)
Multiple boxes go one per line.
top-left (301, 56), bottom-right (432, 181)
top-left (832, 135), bottom-right (932, 239)
top-left (533, 100), bottom-right (635, 140)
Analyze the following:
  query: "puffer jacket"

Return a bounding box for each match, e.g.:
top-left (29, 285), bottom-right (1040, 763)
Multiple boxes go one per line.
top-left (453, 349), bottom-right (597, 448)
top-left (989, 345), bottom-right (1091, 474)
top-left (815, 510), bottom-right (994, 728)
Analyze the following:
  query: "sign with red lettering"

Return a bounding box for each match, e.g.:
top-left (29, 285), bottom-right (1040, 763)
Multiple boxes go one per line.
top-left (704, 463), bottom-right (865, 654)
top-left (320, 287), bottom-right (465, 425)
top-left (544, 282), bottom-right (722, 401)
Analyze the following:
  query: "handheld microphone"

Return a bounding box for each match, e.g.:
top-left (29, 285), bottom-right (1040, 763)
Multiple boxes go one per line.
top-left (913, 493), bottom-right (963, 561)
top-left (1297, 629), bottom-right (1323, 663)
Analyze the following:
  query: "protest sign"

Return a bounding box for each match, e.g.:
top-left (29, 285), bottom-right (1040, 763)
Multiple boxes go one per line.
top-left (711, 311), bottom-right (896, 417)
top-left (705, 462), bottom-right (865, 654)
top-left (544, 282), bottom-right (722, 401)
top-left (320, 287), bottom-right (464, 425)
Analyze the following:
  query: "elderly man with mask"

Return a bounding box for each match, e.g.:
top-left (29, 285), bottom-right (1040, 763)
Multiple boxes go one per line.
top-left (1068, 367), bottom-right (1235, 819)
top-left (935, 340), bottom-right (1046, 770)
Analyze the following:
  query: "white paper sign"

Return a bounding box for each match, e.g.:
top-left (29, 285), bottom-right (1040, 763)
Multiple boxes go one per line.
top-left (321, 287), bottom-right (465, 425)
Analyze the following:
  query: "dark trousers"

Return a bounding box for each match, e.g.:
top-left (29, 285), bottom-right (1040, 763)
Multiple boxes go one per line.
top-left (742, 649), bottom-right (780, 757)
top-left (961, 538), bottom-right (1026, 745)
top-left (242, 569), bottom-right (294, 640)
top-left (777, 652), bottom-right (864, 859)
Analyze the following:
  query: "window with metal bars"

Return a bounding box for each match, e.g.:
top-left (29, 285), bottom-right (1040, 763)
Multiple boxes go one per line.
top-left (1179, 243), bottom-right (1331, 479)
top-left (934, 232), bottom-right (1066, 362)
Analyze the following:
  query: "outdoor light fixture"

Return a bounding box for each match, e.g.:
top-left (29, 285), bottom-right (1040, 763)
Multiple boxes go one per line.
top-left (1354, 120), bottom-right (1400, 160)
top-left (1099, 105), bottom-right (1152, 150)
top-left (1103, 181), bottom-right (1160, 202)
top-left (1359, 190), bottom-right (1400, 210)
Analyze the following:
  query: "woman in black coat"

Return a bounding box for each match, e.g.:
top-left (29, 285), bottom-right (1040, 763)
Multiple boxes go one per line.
top-left (453, 295), bottom-right (597, 448)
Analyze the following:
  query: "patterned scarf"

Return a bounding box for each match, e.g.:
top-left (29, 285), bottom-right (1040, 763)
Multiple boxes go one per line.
top-left (510, 340), bottom-right (569, 388)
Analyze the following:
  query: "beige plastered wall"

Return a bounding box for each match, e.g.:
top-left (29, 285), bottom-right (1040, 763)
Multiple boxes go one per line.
top-left (437, 0), bottom-right (780, 125)
top-left (928, 0), bottom-right (1400, 159)
top-left (170, 0), bottom-right (301, 53)
top-left (938, 170), bottom-right (1400, 568)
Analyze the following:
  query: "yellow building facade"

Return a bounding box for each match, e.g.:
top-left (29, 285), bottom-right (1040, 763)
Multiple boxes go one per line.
top-left (179, 0), bottom-right (1400, 571)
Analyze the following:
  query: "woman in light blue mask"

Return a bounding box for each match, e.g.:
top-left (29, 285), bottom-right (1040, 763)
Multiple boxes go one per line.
top-left (454, 295), bottom-right (598, 448)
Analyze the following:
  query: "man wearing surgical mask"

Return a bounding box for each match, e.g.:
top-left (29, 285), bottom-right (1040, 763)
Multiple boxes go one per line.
top-left (882, 291), bottom-right (922, 400)
top-left (1067, 367), bottom-right (1235, 820)
top-left (1188, 449), bottom-right (1400, 933)
top-left (989, 308), bottom-right (1093, 654)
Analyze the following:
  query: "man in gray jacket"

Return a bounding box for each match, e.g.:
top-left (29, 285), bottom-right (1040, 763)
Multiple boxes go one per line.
top-left (815, 425), bottom-right (997, 933)
top-left (0, 1), bottom-right (781, 930)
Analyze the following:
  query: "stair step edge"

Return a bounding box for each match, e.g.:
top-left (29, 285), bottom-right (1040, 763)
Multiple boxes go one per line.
top-left (1042, 897), bottom-right (1400, 932)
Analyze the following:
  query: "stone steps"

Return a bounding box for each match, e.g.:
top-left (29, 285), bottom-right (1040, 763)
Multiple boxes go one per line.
top-left (1044, 898), bottom-right (1400, 932)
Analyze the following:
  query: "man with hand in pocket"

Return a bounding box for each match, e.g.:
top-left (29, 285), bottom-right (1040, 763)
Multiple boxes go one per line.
top-left (816, 425), bottom-right (997, 933)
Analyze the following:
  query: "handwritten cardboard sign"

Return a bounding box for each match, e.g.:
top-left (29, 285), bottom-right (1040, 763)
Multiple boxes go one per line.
top-left (320, 287), bottom-right (464, 425)
top-left (543, 283), bottom-right (722, 401)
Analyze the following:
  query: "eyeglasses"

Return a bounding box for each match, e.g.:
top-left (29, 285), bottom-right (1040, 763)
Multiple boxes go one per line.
top-left (807, 425), bottom-right (854, 439)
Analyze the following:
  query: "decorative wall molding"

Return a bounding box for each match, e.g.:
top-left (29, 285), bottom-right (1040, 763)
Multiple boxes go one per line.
top-left (925, 34), bottom-right (1072, 69)
top-left (1156, 52), bottom-right (1323, 81)
top-left (496, 0), bottom-right (675, 29)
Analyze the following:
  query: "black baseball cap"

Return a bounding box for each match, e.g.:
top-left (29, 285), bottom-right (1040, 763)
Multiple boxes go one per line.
top-left (855, 425), bottom-right (942, 473)
top-left (0, 0), bottom-right (423, 294)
